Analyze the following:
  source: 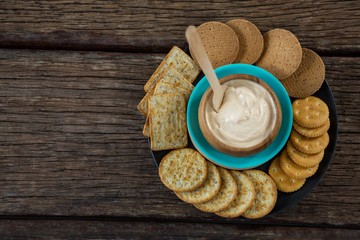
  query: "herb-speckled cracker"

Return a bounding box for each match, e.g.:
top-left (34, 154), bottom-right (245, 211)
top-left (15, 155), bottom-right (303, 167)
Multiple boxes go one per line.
top-left (194, 168), bottom-right (237, 213)
top-left (176, 162), bottom-right (221, 204)
top-left (216, 171), bottom-right (255, 218)
top-left (242, 170), bottom-right (277, 219)
top-left (159, 148), bottom-right (207, 192)
top-left (148, 94), bottom-right (187, 151)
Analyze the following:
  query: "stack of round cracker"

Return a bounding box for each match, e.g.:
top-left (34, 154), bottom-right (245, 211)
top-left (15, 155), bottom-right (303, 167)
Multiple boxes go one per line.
top-left (269, 96), bottom-right (330, 192)
top-left (159, 148), bottom-right (277, 218)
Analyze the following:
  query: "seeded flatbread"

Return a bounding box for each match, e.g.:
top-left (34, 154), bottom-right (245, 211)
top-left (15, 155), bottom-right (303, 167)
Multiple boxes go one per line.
top-left (293, 118), bottom-right (330, 138)
top-left (159, 148), bottom-right (207, 192)
top-left (242, 170), bottom-right (277, 219)
top-left (176, 162), bottom-right (221, 204)
top-left (216, 171), bottom-right (255, 218)
top-left (194, 168), bottom-right (237, 213)
top-left (279, 150), bottom-right (319, 179)
top-left (293, 96), bottom-right (329, 128)
top-left (148, 94), bottom-right (187, 151)
top-left (287, 141), bottom-right (324, 167)
top-left (144, 46), bottom-right (200, 92)
top-left (290, 129), bottom-right (329, 155)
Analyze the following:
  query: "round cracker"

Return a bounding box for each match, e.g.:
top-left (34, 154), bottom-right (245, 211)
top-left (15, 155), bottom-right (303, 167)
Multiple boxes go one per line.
top-left (194, 168), bottom-right (237, 213)
top-left (287, 141), bottom-right (324, 167)
top-left (194, 21), bottom-right (239, 68)
top-left (216, 171), bottom-right (255, 218)
top-left (290, 129), bottom-right (329, 155)
top-left (269, 157), bottom-right (306, 193)
top-left (176, 162), bottom-right (221, 204)
top-left (242, 170), bottom-right (277, 219)
top-left (293, 118), bottom-right (330, 138)
top-left (159, 148), bottom-right (207, 192)
top-left (255, 29), bottom-right (302, 79)
top-left (226, 19), bottom-right (264, 64)
top-left (293, 96), bottom-right (329, 128)
top-left (280, 48), bottom-right (325, 98)
top-left (279, 150), bottom-right (319, 179)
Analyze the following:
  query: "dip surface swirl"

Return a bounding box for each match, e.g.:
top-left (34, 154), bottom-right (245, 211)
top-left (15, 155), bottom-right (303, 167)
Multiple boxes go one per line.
top-left (205, 79), bottom-right (277, 148)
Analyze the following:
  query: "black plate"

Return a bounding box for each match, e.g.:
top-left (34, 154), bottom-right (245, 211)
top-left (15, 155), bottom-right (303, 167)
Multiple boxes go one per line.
top-left (150, 75), bottom-right (338, 216)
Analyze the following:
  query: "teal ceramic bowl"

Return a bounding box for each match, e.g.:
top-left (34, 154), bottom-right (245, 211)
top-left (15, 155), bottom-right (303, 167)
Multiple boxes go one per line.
top-left (187, 64), bottom-right (293, 169)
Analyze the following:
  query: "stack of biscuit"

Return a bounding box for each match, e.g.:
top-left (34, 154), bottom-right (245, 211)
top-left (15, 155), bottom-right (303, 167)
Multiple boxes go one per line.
top-left (269, 96), bottom-right (330, 192)
top-left (159, 148), bottom-right (277, 219)
top-left (137, 46), bottom-right (201, 151)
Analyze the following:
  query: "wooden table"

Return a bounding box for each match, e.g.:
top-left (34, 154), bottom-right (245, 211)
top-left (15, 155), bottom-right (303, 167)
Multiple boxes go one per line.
top-left (0, 1), bottom-right (359, 239)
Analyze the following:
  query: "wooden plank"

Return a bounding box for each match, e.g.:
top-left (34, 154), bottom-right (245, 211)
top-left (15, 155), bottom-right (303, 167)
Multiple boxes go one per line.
top-left (0, 0), bottom-right (359, 53)
top-left (0, 219), bottom-right (358, 239)
top-left (0, 49), bottom-right (359, 227)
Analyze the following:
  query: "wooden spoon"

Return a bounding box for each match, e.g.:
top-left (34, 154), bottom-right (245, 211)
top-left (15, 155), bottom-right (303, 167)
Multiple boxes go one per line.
top-left (185, 25), bottom-right (227, 112)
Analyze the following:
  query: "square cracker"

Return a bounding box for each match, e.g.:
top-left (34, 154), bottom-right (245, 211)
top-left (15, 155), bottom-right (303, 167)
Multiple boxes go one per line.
top-left (148, 94), bottom-right (187, 151)
top-left (154, 82), bottom-right (191, 101)
top-left (137, 92), bottom-right (152, 116)
top-left (156, 64), bottom-right (194, 92)
top-left (144, 46), bottom-right (200, 92)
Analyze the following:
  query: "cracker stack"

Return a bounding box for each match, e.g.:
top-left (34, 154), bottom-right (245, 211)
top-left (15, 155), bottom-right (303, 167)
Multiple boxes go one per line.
top-left (269, 96), bottom-right (330, 192)
top-left (159, 149), bottom-right (277, 219)
top-left (137, 46), bottom-right (201, 151)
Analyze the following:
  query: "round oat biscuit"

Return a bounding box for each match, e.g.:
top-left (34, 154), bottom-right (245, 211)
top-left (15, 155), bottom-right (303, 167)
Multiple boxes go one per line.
top-left (255, 29), bottom-right (302, 79)
top-left (293, 118), bottom-right (330, 138)
top-left (280, 48), bottom-right (325, 98)
top-left (290, 129), bottom-right (329, 155)
top-left (194, 168), bottom-right (237, 213)
top-left (287, 141), bottom-right (324, 167)
top-left (216, 171), bottom-right (255, 218)
top-left (279, 150), bottom-right (319, 179)
top-left (193, 21), bottom-right (239, 68)
top-left (242, 170), bottom-right (277, 219)
top-left (159, 148), bottom-right (207, 192)
top-left (269, 157), bottom-right (306, 193)
top-left (293, 96), bottom-right (329, 128)
top-left (226, 19), bottom-right (264, 64)
top-left (176, 162), bottom-right (221, 204)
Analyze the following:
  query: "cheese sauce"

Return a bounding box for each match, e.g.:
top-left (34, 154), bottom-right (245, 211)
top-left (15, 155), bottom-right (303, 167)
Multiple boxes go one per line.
top-left (205, 79), bottom-right (277, 148)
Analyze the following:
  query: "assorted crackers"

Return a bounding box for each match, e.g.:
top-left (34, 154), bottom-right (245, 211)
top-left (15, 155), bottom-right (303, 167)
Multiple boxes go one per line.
top-left (137, 18), bottom-right (332, 218)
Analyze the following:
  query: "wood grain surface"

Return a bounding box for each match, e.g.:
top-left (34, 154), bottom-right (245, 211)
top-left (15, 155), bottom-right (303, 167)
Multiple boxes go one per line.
top-left (0, 0), bottom-right (359, 238)
top-left (0, 0), bottom-right (359, 54)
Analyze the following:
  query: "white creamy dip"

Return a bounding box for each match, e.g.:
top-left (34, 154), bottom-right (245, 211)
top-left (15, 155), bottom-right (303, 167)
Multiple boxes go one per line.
top-left (205, 79), bottom-right (277, 148)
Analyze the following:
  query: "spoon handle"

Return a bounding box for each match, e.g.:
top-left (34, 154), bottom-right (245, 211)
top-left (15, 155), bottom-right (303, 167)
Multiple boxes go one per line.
top-left (185, 26), bottom-right (221, 91)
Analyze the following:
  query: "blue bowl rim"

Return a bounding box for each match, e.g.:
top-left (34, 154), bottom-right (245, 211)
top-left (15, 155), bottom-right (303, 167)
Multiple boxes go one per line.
top-left (187, 63), bottom-right (293, 169)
